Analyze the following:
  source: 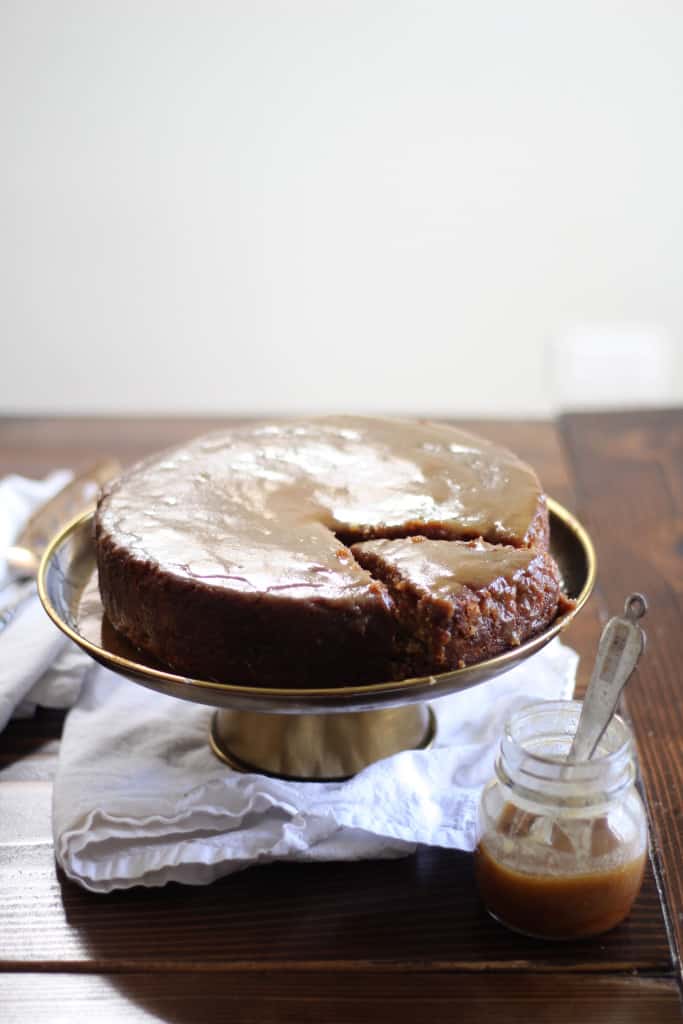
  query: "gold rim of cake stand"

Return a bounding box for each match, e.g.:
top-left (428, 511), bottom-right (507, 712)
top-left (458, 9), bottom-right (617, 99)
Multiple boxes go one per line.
top-left (207, 705), bottom-right (438, 781)
top-left (38, 499), bottom-right (594, 781)
top-left (37, 496), bottom-right (596, 705)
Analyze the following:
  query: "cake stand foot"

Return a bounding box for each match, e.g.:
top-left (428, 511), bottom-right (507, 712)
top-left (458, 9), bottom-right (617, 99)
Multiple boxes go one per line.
top-left (209, 704), bottom-right (436, 782)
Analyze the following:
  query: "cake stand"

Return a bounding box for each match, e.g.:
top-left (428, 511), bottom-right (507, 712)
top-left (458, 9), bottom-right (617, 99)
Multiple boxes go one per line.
top-left (38, 499), bottom-right (595, 781)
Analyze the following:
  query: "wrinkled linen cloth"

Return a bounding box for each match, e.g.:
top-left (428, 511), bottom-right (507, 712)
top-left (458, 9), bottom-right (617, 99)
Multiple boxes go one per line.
top-left (53, 641), bottom-right (577, 892)
top-left (0, 473), bottom-right (91, 730)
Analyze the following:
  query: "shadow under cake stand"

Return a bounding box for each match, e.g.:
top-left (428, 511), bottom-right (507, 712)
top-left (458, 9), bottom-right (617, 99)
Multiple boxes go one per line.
top-left (38, 500), bottom-right (595, 782)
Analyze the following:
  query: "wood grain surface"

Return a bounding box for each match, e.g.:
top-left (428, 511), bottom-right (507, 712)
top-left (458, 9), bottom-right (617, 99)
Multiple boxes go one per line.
top-left (0, 772), bottom-right (670, 972)
top-left (0, 413), bottom-right (680, 1022)
top-left (560, 409), bottom-right (683, 977)
top-left (1, 973), bottom-right (682, 1024)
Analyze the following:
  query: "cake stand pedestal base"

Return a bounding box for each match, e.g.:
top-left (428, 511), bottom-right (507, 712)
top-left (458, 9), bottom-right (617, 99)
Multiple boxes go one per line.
top-left (209, 704), bottom-right (437, 782)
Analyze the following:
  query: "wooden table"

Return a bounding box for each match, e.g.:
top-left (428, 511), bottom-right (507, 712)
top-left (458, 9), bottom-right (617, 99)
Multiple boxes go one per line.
top-left (1, 411), bottom-right (681, 1023)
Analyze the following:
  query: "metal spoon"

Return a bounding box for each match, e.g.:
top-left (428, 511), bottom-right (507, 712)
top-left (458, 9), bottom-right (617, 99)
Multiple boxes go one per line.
top-left (568, 593), bottom-right (647, 762)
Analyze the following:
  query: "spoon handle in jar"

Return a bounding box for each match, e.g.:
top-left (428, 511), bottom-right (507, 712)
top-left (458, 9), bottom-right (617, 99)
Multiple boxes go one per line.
top-left (569, 594), bottom-right (647, 762)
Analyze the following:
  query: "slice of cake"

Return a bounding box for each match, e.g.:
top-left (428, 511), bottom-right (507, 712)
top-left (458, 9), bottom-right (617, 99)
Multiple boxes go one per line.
top-left (351, 536), bottom-right (562, 676)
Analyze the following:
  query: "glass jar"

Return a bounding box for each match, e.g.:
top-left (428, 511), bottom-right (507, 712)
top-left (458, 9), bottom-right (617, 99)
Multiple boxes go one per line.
top-left (475, 700), bottom-right (648, 940)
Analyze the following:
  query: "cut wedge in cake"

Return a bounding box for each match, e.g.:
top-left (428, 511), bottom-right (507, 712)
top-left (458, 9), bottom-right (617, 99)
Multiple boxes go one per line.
top-left (351, 537), bottom-right (563, 677)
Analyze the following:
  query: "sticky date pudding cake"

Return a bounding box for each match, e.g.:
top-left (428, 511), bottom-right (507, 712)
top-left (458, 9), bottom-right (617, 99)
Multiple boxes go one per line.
top-left (94, 417), bottom-right (568, 687)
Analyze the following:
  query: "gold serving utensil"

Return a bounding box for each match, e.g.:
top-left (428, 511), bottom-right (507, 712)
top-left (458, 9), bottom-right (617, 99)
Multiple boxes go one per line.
top-left (1, 459), bottom-right (120, 632)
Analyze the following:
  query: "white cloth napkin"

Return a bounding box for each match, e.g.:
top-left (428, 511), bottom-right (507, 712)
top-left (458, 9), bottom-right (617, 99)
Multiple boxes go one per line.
top-left (0, 473), bottom-right (92, 730)
top-left (54, 640), bottom-right (578, 892)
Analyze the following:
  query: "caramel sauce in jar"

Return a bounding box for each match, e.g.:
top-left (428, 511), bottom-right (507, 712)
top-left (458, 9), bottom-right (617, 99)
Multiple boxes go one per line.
top-left (475, 701), bottom-right (648, 940)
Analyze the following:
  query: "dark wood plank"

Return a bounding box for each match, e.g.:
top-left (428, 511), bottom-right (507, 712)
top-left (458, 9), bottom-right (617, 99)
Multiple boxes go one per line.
top-left (1, 972), bottom-right (681, 1024)
top-left (0, 417), bottom-right (245, 477)
top-left (0, 708), bottom-right (65, 762)
top-left (561, 408), bottom-right (683, 976)
top-left (0, 778), bottom-right (671, 972)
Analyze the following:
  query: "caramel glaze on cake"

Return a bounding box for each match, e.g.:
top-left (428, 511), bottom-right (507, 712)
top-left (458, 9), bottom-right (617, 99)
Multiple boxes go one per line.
top-left (95, 416), bottom-right (562, 687)
top-left (351, 537), bottom-right (562, 677)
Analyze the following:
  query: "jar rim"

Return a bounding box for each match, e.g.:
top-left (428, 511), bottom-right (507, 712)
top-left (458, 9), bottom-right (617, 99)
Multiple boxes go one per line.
top-left (503, 699), bottom-right (633, 770)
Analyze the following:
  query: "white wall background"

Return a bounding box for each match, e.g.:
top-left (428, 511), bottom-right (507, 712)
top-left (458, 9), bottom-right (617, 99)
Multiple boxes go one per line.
top-left (1, 0), bottom-right (682, 417)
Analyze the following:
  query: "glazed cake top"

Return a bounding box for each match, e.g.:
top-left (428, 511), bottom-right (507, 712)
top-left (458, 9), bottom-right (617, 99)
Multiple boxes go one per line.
top-left (352, 537), bottom-right (537, 598)
top-left (96, 417), bottom-right (543, 600)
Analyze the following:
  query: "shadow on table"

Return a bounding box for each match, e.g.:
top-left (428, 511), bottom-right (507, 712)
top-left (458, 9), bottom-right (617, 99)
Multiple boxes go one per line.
top-left (59, 845), bottom-right (670, 1024)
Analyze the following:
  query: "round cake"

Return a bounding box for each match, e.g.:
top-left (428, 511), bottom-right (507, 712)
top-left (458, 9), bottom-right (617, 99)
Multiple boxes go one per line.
top-left (94, 416), bottom-right (564, 686)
